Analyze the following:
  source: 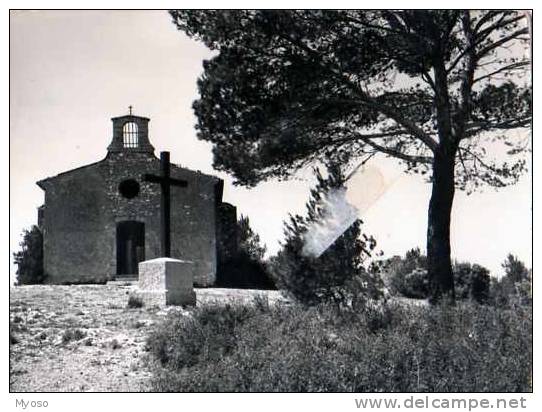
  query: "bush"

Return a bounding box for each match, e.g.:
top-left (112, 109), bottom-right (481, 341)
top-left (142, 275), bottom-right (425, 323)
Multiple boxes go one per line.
top-left (490, 255), bottom-right (531, 308)
top-left (127, 295), bottom-right (144, 309)
top-left (216, 250), bottom-right (276, 290)
top-left (398, 267), bottom-right (430, 299)
top-left (502, 254), bottom-right (530, 283)
top-left (9, 324), bottom-right (20, 345)
top-left (385, 249), bottom-right (491, 303)
top-left (454, 263), bottom-right (490, 303)
top-left (386, 248), bottom-right (429, 298)
top-left (147, 303), bottom-right (260, 370)
top-left (217, 215), bottom-right (276, 290)
top-left (13, 225), bottom-right (45, 285)
top-left (61, 328), bottom-right (86, 344)
top-left (148, 299), bottom-right (531, 392)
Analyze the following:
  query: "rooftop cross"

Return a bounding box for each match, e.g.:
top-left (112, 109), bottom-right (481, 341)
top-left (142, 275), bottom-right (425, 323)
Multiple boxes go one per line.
top-left (143, 152), bottom-right (188, 257)
top-left (128, 105), bottom-right (133, 115)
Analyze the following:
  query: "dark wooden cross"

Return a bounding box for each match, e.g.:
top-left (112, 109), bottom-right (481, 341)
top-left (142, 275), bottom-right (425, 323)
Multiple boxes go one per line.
top-left (143, 151), bottom-right (188, 257)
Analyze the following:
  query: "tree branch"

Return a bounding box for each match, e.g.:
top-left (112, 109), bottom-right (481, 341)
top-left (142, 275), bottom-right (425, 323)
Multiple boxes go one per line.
top-left (472, 60), bottom-right (530, 84)
top-left (476, 14), bottom-right (526, 40)
top-left (331, 129), bottom-right (407, 140)
top-left (464, 117), bottom-right (531, 138)
top-left (272, 29), bottom-right (439, 153)
top-left (457, 147), bottom-right (471, 180)
top-left (345, 77), bottom-right (439, 151)
top-left (473, 10), bottom-right (504, 33)
top-left (321, 126), bottom-right (432, 164)
top-left (447, 12), bottom-right (526, 75)
top-left (350, 131), bottom-right (432, 164)
top-left (459, 146), bottom-right (504, 175)
top-left (476, 27), bottom-right (529, 59)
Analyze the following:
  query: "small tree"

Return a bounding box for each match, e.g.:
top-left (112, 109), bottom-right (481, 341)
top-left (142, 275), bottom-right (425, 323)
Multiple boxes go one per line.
top-left (271, 164), bottom-right (382, 306)
top-left (490, 254), bottom-right (531, 307)
top-left (13, 225), bottom-right (45, 285)
top-left (238, 215), bottom-right (266, 262)
top-left (216, 215), bottom-right (275, 289)
top-left (502, 253), bottom-right (530, 283)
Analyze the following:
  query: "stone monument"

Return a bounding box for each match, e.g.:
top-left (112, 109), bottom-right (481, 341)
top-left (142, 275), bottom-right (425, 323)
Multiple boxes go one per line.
top-left (137, 258), bottom-right (196, 306)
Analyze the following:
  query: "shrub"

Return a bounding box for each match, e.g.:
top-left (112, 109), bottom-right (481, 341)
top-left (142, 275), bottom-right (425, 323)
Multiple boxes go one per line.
top-left (148, 299), bottom-right (531, 392)
top-left (61, 328), bottom-right (86, 344)
top-left (386, 248), bottom-right (429, 298)
top-left (217, 215), bottom-right (276, 290)
top-left (110, 339), bottom-right (121, 349)
top-left (454, 263), bottom-right (490, 303)
top-left (9, 324), bottom-right (20, 345)
top-left (385, 249), bottom-right (491, 303)
top-left (147, 303), bottom-right (260, 370)
top-left (490, 255), bottom-right (531, 308)
top-left (13, 225), bottom-right (45, 285)
top-left (217, 251), bottom-right (276, 290)
top-left (127, 295), bottom-right (144, 309)
top-left (502, 254), bottom-right (530, 283)
top-left (10, 332), bottom-right (19, 345)
top-left (399, 267), bottom-right (430, 299)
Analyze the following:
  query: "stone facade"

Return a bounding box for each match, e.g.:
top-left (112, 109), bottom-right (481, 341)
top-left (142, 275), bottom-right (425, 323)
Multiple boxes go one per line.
top-left (37, 113), bottom-right (237, 286)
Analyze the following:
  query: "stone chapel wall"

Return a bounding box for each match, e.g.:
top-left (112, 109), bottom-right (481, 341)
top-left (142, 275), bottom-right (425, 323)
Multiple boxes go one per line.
top-left (39, 152), bottom-right (219, 286)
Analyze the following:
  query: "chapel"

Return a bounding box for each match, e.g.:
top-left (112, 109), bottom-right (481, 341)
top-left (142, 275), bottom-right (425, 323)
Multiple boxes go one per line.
top-left (36, 110), bottom-right (237, 286)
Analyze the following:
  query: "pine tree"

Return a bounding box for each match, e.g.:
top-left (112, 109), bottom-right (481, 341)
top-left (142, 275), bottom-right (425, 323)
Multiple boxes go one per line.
top-left (502, 254), bottom-right (530, 283)
top-left (171, 10), bottom-right (531, 303)
top-left (238, 215), bottom-right (266, 262)
top-left (272, 164), bottom-right (382, 306)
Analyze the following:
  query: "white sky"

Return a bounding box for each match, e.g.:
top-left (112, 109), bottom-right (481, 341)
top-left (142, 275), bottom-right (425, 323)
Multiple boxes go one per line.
top-left (9, 10), bottom-right (532, 279)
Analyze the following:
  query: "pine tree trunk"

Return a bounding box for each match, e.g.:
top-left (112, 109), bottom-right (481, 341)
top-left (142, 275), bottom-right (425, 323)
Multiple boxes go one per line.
top-left (427, 148), bottom-right (456, 303)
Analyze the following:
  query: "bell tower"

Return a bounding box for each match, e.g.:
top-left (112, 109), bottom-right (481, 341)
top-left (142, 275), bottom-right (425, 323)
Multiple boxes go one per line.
top-left (107, 106), bottom-right (155, 154)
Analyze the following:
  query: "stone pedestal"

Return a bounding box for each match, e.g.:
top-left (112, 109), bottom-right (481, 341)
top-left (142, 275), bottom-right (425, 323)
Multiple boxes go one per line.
top-left (135, 258), bottom-right (196, 306)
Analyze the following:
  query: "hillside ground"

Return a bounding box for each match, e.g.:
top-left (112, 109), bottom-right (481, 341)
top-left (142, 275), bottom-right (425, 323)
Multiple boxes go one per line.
top-left (9, 284), bottom-right (282, 392)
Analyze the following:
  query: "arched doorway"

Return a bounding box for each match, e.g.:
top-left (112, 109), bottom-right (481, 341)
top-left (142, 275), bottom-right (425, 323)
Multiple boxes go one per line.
top-left (116, 221), bottom-right (145, 275)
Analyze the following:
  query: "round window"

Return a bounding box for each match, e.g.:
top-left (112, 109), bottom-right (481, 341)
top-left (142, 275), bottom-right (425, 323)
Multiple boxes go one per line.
top-left (118, 179), bottom-right (140, 199)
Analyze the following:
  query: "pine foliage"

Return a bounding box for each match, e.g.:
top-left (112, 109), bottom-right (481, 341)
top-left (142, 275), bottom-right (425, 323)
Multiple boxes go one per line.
top-left (13, 225), bottom-right (45, 285)
top-left (271, 165), bottom-right (382, 305)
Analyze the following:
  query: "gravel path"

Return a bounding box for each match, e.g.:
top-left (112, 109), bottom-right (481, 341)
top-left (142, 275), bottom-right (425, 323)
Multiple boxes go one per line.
top-left (9, 284), bottom-right (283, 392)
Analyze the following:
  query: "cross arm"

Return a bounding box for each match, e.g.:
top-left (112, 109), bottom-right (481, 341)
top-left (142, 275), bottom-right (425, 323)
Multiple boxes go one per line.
top-left (143, 173), bottom-right (188, 187)
top-left (143, 174), bottom-right (162, 184)
top-left (168, 177), bottom-right (188, 187)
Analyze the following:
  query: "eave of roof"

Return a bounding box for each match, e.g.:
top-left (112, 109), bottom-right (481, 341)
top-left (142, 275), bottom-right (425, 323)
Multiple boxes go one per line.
top-left (36, 155), bottom-right (223, 190)
top-left (36, 158), bottom-right (105, 190)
